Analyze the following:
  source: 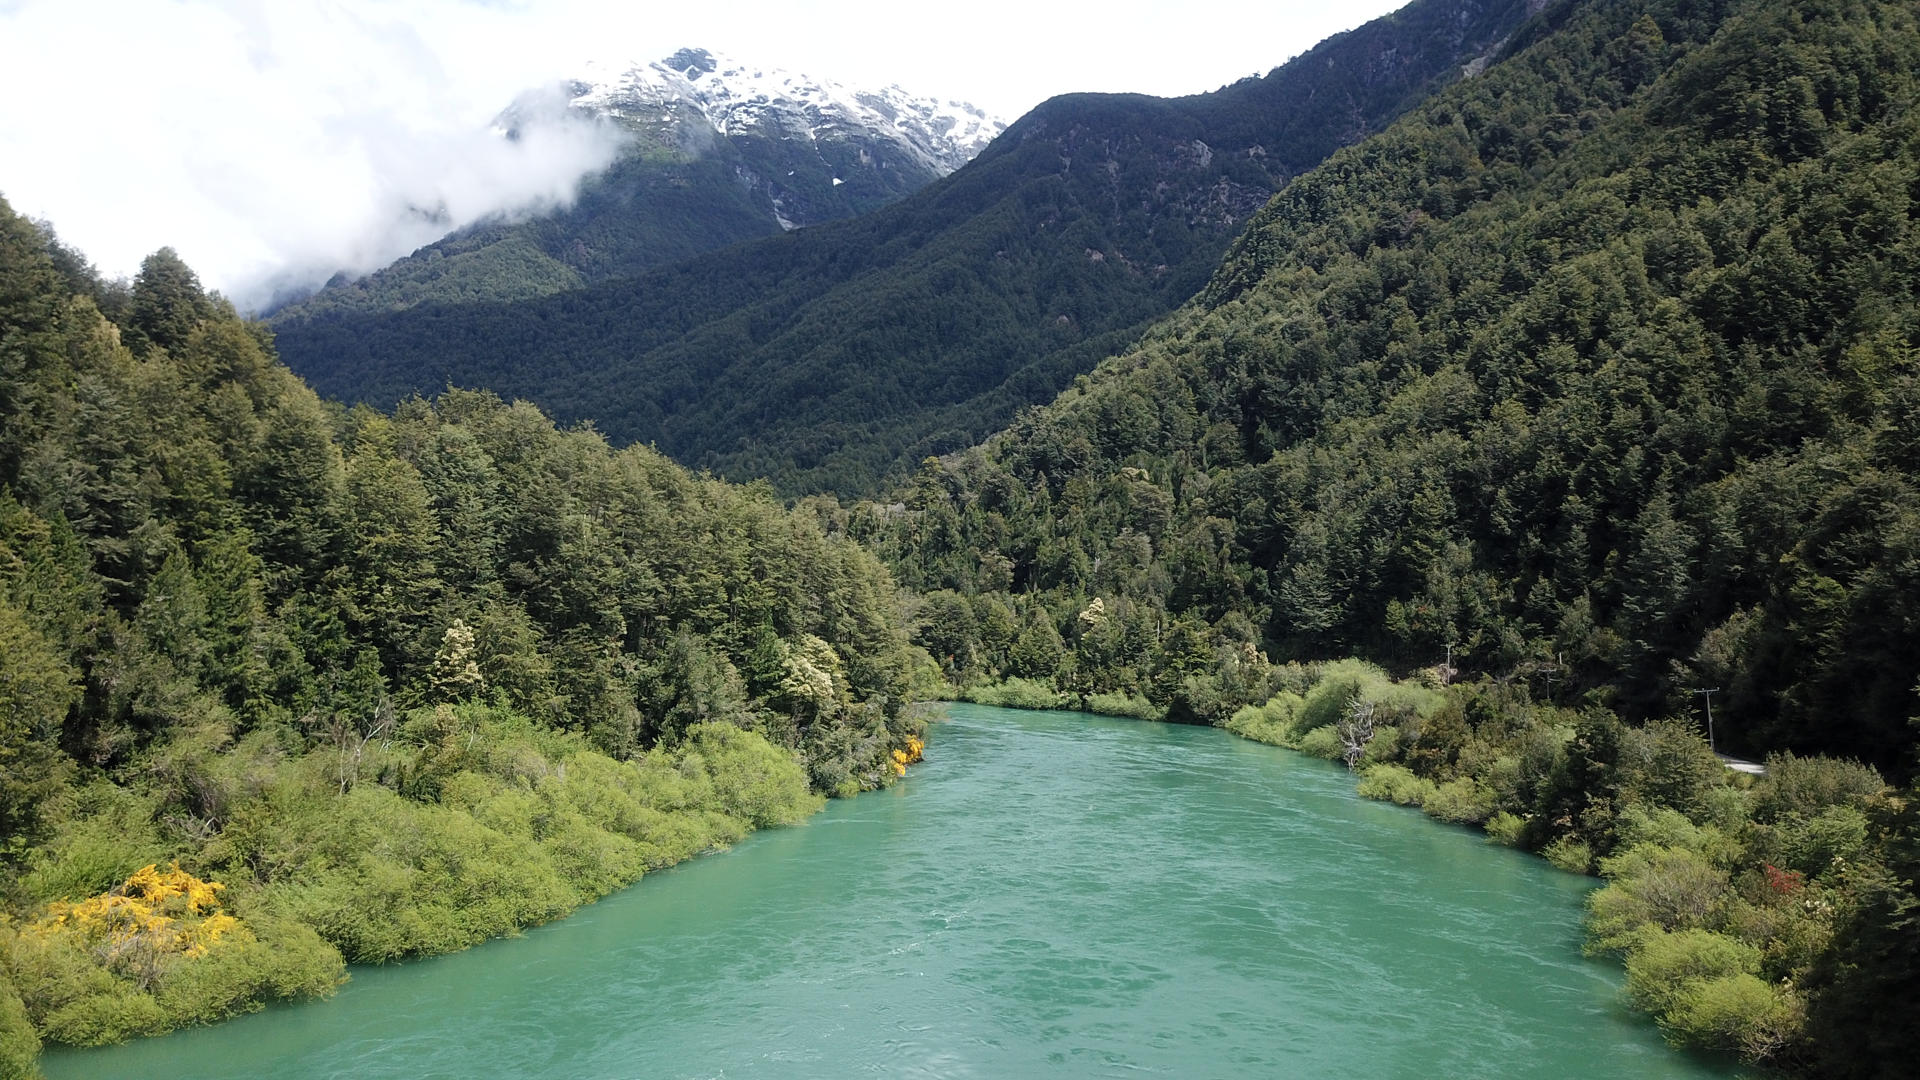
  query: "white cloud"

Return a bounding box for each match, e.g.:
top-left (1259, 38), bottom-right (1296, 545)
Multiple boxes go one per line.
top-left (0, 0), bottom-right (626, 310)
top-left (0, 0), bottom-right (1403, 310)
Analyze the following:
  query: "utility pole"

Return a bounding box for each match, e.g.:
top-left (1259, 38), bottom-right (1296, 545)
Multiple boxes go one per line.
top-left (1692, 687), bottom-right (1721, 752)
top-left (1443, 642), bottom-right (1454, 687)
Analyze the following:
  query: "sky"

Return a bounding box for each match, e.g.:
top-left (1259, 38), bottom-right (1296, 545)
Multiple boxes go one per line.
top-left (0, 0), bottom-right (1405, 310)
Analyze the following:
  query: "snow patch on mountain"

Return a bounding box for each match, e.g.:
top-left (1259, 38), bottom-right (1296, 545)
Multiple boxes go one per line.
top-left (567, 47), bottom-right (1004, 175)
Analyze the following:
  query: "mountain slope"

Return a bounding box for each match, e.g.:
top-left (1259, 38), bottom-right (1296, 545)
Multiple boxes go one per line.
top-left (270, 0), bottom-right (1537, 495)
top-left (268, 48), bottom-right (1001, 321)
top-left (872, 0), bottom-right (1920, 767)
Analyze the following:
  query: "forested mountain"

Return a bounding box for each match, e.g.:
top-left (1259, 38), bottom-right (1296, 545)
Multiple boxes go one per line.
top-left (869, 0), bottom-right (1918, 772)
top-left (849, 0), bottom-right (1920, 1069)
top-left (270, 0), bottom-right (1536, 496)
top-left (266, 47), bottom-right (1001, 321)
top-left (0, 198), bottom-right (924, 1071)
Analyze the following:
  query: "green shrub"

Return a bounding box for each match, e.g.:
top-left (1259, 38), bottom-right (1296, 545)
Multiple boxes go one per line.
top-left (1614, 807), bottom-right (1742, 867)
top-left (1357, 764), bottom-right (1436, 806)
top-left (1084, 692), bottom-right (1165, 721)
top-left (959, 678), bottom-right (1066, 710)
top-left (1773, 805), bottom-right (1870, 880)
top-left (1296, 725), bottom-right (1344, 761)
top-left (1698, 784), bottom-right (1754, 834)
top-left (1616, 718), bottom-right (1725, 818)
top-left (0, 973), bottom-right (39, 1080)
top-left (1225, 692), bottom-right (1305, 746)
top-left (677, 723), bottom-right (823, 828)
top-left (1484, 811), bottom-right (1526, 846)
top-left (1298, 661), bottom-right (1380, 730)
top-left (1543, 835), bottom-right (1593, 874)
top-left (1423, 777), bottom-right (1494, 825)
top-left (1751, 753), bottom-right (1884, 823)
top-left (6, 906), bottom-right (344, 1049)
top-left (16, 787), bottom-right (168, 906)
top-left (1720, 893), bottom-right (1833, 978)
top-left (1622, 928), bottom-right (1802, 1061)
top-left (1588, 844), bottom-right (1728, 948)
top-left (1361, 725), bottom-right (1403, 765)
top-left (197, 712), bottom-right (818, 970)
top-left (1624, 927), bottom-right (1760, 1015)
top-left (1663, 973), bottom-right (1804, 1062)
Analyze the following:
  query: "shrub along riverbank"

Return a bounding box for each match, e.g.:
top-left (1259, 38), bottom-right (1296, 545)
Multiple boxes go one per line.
top-left (946, 659), bottom-right (1901, 1071)
top-left (1, 706), bottom-right (824, 1060)
top-left (1217, 659), bottom-right (1894, 1069)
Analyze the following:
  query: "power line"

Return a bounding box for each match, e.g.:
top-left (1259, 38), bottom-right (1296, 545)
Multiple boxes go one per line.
top-left (1691, 687), bottom-right (1721, 752)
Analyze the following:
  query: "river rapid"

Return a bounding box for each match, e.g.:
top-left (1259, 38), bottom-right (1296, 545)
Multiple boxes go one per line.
top-left (45, 705), bottom-right (1746, 1079)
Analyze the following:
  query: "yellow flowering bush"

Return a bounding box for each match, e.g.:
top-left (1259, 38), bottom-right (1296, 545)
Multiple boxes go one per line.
top-left (29, 864), bottom-right (243, 969)
top-left (6, 859), bottom-right (342, 1048)
top-left (890, 735), bottom-right (926, 777)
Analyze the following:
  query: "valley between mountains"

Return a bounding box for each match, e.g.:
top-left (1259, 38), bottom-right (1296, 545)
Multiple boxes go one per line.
top-left (2, 1), bottom-right (1918, 1077)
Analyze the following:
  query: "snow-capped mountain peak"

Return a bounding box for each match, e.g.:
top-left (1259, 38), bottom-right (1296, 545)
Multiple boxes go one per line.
top-left (569, 47), bottom-right (1004, 175)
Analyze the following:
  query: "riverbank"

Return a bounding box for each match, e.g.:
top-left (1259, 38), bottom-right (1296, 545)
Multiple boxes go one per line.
top-left (2, 705), bottom-right (930, 1077)
top-left (1203, 659), bottom-right (1885, 1068)
top-left (41, 705), bottom-right (1743, 1080)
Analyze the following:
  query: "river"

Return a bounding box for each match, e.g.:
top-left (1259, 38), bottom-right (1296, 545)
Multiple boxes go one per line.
top-left (44, 705), bottom-right (1745, 1078)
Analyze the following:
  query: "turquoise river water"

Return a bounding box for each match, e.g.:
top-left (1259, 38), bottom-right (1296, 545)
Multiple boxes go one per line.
top-left (45, 705), bottom-right (1748, 1079)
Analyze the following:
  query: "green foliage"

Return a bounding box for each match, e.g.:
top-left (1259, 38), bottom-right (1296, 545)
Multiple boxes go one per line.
top-left (1625, 927), bottom-right (1762, 1015)
top-left (1623, 928), bottom-right (1805, 1061)
top-left (3, 903), bottom-right (344, 1049)
top-left (1295, 726), bottom-right (1343, 761)
top-left (1804, 791), bottom-right (1920, 1079)
top-left (1083, 692), bottom-right (1165, 722)
top-left (1542, 837), bottom-right (1594, 875)
top-left (958, 678), bottom-right (1069, 711)
top-left (13, 787), bottom-right (168, 907)
top-left (675, 722), bottom-right (824, 829)
top-left (1661, 973), bottom-right (1804, 1063)
top-left (0, 596), bottom-right (76, 857)
top-left (1225, 692), bottom-right (1306, 747)
top-left (1422, 777), bottom-right (1494, 825)
top-left (128, 249), bottom-right (216, 356)
top-left (1357, 764), bottom-right (1436, 807)
top-left (1484, 811), bottom-right (1526, 846)
top-left (1751, 752), bottom-right (1885, 823)
top-left (1589, 844), bottom-right (1731, 948)
top-left (1770, 804), bottom-right (1870, 879)
top-left (0, 973), bottom-right (38, 1080)
top-left (1612, 806), bottom-right (1742, 868)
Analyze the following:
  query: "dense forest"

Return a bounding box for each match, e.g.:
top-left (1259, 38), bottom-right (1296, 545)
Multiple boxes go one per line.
top-left (843, 0), bottom-right (1918, 1071)
top-left (0, 199), bottom-right (925, 1073)
top-left (863, 0), bottom-right (1917, 768)
top-left (271, 0), bottom-right (1535, 496)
